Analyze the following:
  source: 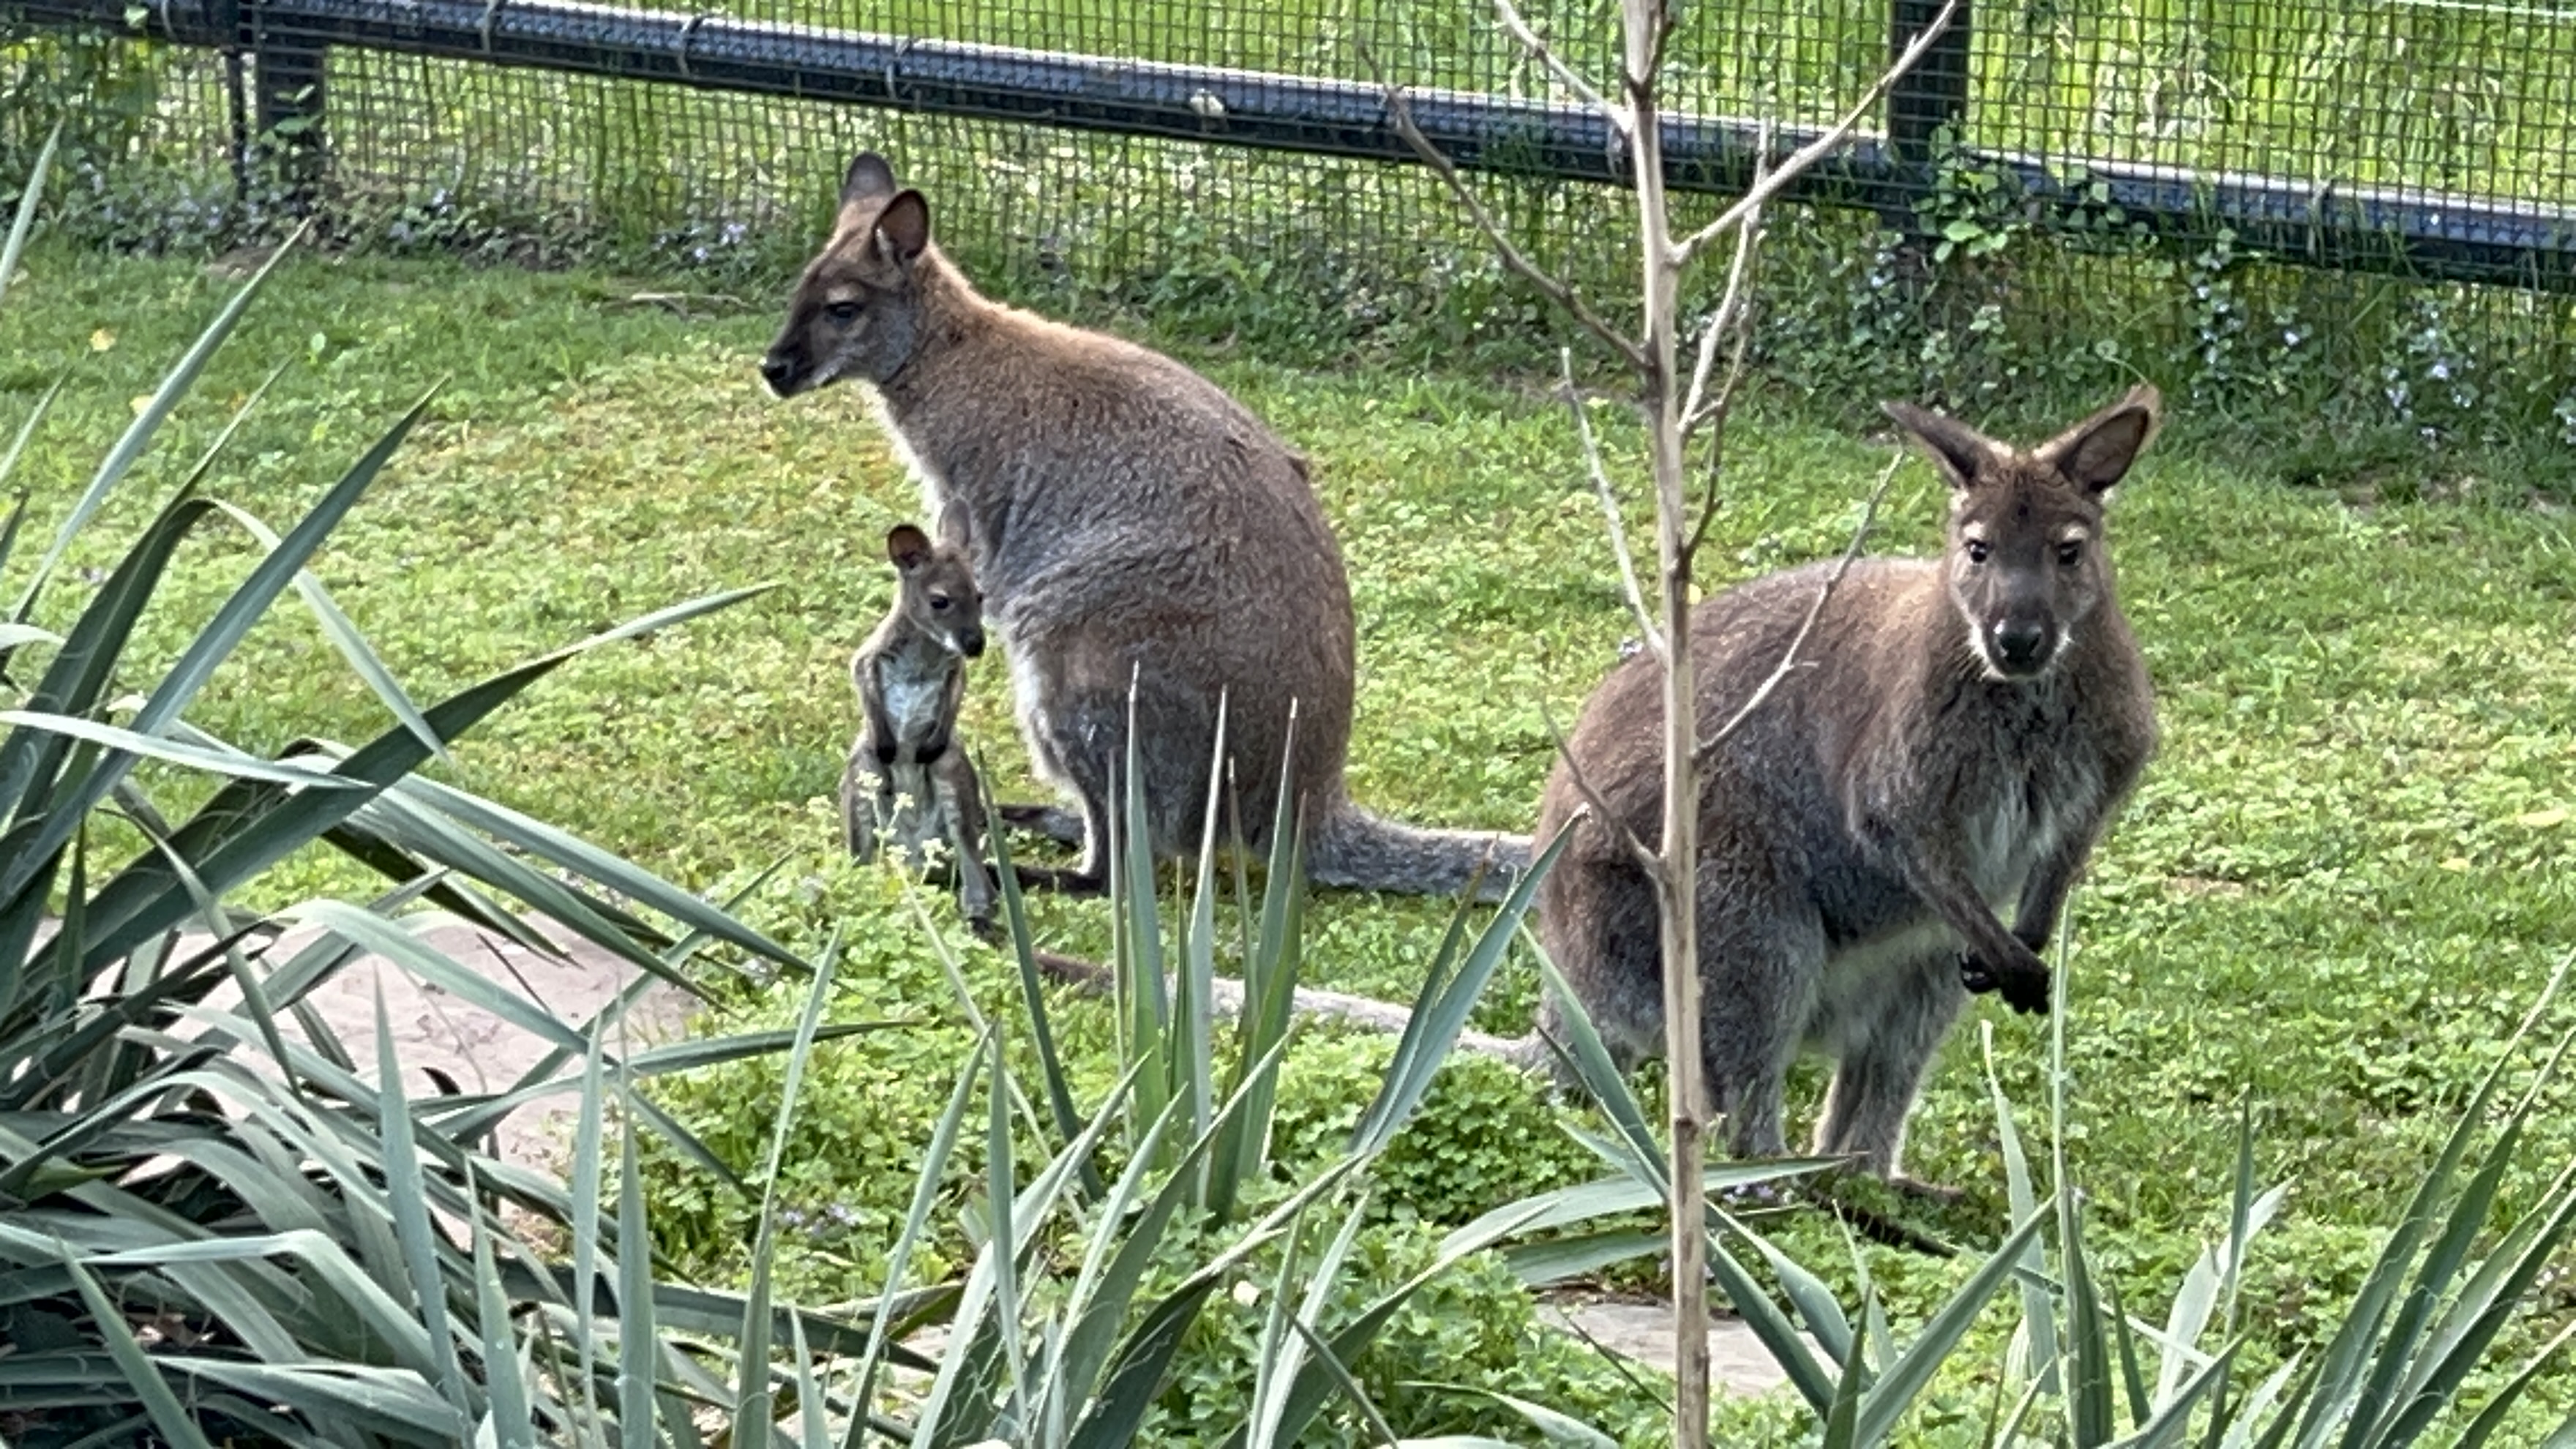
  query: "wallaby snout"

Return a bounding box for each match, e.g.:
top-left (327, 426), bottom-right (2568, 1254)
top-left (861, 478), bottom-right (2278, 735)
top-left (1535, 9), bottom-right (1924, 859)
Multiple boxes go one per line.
top-left (757, 351), bottom-right (802, 399)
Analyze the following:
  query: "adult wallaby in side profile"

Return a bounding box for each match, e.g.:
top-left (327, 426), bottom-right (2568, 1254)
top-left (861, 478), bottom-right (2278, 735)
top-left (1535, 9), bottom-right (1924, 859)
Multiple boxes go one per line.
top-left (763, 153), bottom-right (1527, 900)
top-left (845, 502), bottom-right (997, 933)
top-left (1531, 386), bottom-right (2164, 1190)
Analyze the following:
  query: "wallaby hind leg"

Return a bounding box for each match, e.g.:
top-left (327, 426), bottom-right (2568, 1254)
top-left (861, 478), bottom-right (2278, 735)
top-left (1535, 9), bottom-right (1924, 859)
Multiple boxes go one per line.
top-left (1813, 950), bottom-right (1967, 1192)
top-left (1697, 873), bottom-right (1827, 1164)
top-left (938, 752), bottom-right (1000, 936)
top-left (1535, 854), bottom-right (1669, 1084)
top-left (840, 744), bottom-right (882, 862)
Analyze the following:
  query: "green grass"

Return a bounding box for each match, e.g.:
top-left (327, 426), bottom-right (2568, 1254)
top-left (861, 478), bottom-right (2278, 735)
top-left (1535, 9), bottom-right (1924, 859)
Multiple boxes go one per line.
top-left (5, 236), bottom-right (2574, 1439)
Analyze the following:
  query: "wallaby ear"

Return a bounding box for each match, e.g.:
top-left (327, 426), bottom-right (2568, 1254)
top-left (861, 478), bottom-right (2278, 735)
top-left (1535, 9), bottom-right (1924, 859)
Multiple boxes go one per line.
top-left (886, 523), bottom-right (931, 570)
top-left (841, 153), bottom-right (899, 206)
top-left (935, 497), bottom-right (973, 553)
top-left (2034, 383), bottom-right (2163, 495)
top-left (874, 190), bottom-right (931, 268)
top-left (1882, 400), bottom-right (1999, 491)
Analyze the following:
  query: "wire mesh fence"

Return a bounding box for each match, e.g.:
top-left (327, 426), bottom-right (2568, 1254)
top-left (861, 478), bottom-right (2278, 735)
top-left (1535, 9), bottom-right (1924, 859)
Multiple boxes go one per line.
top-left (7, 0), bottom-right (2576, 438)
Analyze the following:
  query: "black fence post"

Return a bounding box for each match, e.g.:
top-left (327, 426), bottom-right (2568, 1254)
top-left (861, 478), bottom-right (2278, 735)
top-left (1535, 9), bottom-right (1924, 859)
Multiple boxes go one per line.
top-left (1886, 0), bottom-right (1971, 241)
top-left (246, 0), bottom-right (329, 206)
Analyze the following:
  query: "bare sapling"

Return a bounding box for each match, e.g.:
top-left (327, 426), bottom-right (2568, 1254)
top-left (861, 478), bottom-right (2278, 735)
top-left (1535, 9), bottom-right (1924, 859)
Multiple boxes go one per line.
top-left (845, 500), bottom-right (999, 935)
top-left (1376, 0), bottom-right (1966, 1437)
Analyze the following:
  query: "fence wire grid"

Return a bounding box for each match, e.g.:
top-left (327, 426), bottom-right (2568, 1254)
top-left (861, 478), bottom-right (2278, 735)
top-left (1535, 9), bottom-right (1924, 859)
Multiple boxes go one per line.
top-left (8, 0), bottom-right (2576, 438)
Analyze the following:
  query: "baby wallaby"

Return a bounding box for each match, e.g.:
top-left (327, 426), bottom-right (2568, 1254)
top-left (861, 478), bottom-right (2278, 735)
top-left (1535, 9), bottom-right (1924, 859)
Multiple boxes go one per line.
top-left (845, 501), bottom-right (997, 933)
top-left (764, 153), bottom-right (1527, 902)
top-left (1532, 386), bottom-right (2163, 1189)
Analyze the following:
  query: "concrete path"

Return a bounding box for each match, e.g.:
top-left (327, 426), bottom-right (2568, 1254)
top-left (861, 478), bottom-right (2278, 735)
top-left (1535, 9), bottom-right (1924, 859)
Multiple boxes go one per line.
top-left (1544, 1300), bottom-right (1814, 1397)
top-left (191, 913), bottom-right (694, 1179)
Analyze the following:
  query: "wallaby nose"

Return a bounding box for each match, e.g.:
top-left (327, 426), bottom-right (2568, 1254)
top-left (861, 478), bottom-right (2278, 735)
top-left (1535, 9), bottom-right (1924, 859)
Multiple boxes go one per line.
top-left (758, 353), bottom-right (797, 397)
top-left (1993, 619), bottom-right (2051, 671)
top-left (959, 628), bottom-right (986, 659)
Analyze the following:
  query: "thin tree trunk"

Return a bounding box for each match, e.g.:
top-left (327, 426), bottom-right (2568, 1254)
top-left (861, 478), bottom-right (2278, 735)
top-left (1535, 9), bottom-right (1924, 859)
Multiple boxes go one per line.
top-left (1618, 1), bottom-right (1707, 1442)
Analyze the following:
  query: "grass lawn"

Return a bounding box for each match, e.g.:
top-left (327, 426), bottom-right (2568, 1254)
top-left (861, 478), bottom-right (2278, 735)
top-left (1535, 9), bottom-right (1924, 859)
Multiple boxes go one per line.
top-left (6, 236), bottom-right (2574, 1439)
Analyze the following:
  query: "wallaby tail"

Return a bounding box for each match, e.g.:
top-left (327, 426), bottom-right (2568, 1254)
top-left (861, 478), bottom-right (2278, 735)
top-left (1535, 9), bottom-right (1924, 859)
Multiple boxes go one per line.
top-left (1306, 802), bottom-right (1534, 904)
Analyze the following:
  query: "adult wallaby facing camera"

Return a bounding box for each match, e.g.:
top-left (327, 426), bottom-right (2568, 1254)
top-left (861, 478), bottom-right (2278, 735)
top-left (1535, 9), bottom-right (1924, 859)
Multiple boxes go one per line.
top-left (765, 153), bottom-right (1527, 899)
top-left (1532, 386), bottom-right (2163, 1188)
top-left (845, 503), bottom-right (997, 933)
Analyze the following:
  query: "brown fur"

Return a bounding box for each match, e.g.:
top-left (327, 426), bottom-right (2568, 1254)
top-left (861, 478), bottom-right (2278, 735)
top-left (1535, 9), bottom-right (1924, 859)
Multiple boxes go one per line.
top-left (844, 502), bottom-right (997, 932)
top-left (766, 154), bottom-right (1527, 900)
top-left (1532, 387), bottom-right (2163, 1186)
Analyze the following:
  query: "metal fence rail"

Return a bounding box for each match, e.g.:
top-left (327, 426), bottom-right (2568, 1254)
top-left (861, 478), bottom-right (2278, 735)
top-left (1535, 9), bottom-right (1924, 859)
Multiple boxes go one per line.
top-left (18, 0), bottom-right (2576, 290)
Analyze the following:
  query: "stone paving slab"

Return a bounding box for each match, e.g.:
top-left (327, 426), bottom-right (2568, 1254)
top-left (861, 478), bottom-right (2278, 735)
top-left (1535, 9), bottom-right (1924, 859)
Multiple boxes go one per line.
top-left (1543, 1300), bottom-right (1818, 1398)
top-left (187, 914), bottom-right (695, 1178)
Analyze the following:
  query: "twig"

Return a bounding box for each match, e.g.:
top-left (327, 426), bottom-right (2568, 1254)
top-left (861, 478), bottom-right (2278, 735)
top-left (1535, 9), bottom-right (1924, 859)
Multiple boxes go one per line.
top-left (1365, 49), bottom-right (1650, 373)
top-left (1560, 349), bottom-right (1663, 661)
top-left (1540, 691), bottom-right (1662, 881)
top-left (1682, 204), bottom-right (1764, 560)
top-left (1680, 125), bottom-right (1770, 436)
top-left (1692, 453), bottom-right (1900, 766)
top-left (1669, 0), bottom-right (1963, 269)
top-left (1491, 0), bottom-right (1623, 129)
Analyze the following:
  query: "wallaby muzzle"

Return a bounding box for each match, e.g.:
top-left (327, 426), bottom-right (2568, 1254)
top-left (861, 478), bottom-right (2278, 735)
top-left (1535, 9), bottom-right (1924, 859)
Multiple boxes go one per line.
top-left (757, 347), bottom-right (806, 399)
top-left (956, 626), bottom-right (986, 659)
top-left (1983, 613), bottom-right (2058, 677)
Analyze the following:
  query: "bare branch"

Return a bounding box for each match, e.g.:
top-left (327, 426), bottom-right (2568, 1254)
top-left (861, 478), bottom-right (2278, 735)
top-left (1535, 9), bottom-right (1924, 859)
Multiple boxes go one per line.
top-left (1490, 0), bottom-right (1625, 130)
top-left (1692, 452), bottom-right (1900, 765)
top-left (1540, 689), bottom-right (1663, 881)
top-left (1560, 348), bottom-right (1664, 661)
top-left (1363, 53), bottom-right (1650, 372)
top-left (1679, 160), bottom-right (1766, 560)
top-left (1682, 211), bottom-right (1764, 560)
top-left (1680, 128), bottom-right (1768, 436)
top-left (1669, 0), bottom-right (1963, 269)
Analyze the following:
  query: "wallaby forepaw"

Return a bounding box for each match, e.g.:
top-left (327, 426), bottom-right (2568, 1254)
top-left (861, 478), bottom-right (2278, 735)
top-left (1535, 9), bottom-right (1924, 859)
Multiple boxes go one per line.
top-left (1958, 953), bottom-right (2051, 1016)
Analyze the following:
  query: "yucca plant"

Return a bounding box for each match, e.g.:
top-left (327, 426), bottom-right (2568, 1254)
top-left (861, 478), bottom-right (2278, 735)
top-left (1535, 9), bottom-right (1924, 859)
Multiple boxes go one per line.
top-left (0, 129), bottom-right (899, 1445)
top-left (1455, 921), bottom-right (2576, 1449)
top-left (804, 703), bottom-right (1635, 1445)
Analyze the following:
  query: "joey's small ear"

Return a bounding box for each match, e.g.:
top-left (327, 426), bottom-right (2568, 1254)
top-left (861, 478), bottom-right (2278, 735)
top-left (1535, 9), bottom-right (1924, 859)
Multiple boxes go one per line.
top-left (1882, 400), bottom-right (1999, 491)
top-left (841, 153), bottom-right (898, 206)
top-left (2035, 383), bottom-right (2163, 495)
top-left (935, 497), bottom-right (973, 553)
top-left (874, 190), bottom-right (931, 268)
top-left (886, 524), bottom-right (931, 569)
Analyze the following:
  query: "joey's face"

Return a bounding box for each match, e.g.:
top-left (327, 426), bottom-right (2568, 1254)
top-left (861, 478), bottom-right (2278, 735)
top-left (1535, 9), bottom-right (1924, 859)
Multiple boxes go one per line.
top-left (760, 168), bottom-right (935, 397)
top-left (910, 562), bottom-right (986, 659)
top-left (886, 523), bottom-right (986, 659)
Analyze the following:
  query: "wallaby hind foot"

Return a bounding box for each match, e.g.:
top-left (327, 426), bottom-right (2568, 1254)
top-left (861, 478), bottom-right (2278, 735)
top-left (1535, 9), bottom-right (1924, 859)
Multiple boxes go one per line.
top-left (997, 801), bottom-right (1087, 847)
top-left (1006, 861), bottom-right (1109, 898)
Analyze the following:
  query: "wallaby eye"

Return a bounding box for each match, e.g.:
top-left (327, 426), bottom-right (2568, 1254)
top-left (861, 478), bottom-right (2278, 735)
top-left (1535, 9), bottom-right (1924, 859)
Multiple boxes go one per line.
top-left (928, 594), bottom-right (951, 610)
top-left (1963, 539), bottom-right (1991, 565)
top-left (2057, 540), bottom-right (2084, 567)
top-left (825, 300), bottom-right (862, 324)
